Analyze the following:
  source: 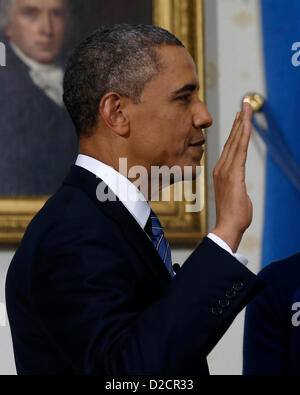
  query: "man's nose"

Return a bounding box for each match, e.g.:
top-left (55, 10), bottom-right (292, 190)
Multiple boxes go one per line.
top-left (193, 101), bottom-right (213, 130)
top-left (39, 12), bottom-right (54, 36)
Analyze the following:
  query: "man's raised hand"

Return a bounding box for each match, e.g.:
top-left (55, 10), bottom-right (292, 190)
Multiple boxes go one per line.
top-left (211, 102), bottom-right (253, 253)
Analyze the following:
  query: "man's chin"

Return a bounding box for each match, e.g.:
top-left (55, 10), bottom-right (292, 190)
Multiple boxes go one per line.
top-left (36, 55), bottom-right (58, 64)
top-left (32, 50), bottom-right (59, 64)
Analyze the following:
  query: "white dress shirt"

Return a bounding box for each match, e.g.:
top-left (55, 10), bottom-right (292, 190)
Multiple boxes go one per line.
top-left (75, 154), bottom-right (248, 266)
top-left (10, 41), bottom-right (64, 107)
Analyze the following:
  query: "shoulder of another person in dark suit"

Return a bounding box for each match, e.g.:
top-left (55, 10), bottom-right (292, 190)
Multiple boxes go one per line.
top-left (258, 252), bottom-right (300, 293)
top-left (246, 252), bottom-right (300, 321)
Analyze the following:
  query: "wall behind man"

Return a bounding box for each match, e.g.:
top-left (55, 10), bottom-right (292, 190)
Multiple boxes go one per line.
top-left (0, 0), bottom-right (266, 375)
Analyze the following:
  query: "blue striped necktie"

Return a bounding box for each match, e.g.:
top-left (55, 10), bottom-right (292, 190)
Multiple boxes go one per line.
top-left (147, 209), bottom-right (175, 278)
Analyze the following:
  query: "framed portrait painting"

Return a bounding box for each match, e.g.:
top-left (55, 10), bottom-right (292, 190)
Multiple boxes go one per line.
top-left (0, 0), bottom-right (206, 246)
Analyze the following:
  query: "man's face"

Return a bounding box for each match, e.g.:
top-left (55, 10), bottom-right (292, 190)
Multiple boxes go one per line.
top-left (128, 45), bottom-right (213, 179)
top-left (4, 0), bottom-right (68, 63)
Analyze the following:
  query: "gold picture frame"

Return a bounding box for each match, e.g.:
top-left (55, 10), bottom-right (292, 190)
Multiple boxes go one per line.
top-left (0, 0), bottom-right (206, 246)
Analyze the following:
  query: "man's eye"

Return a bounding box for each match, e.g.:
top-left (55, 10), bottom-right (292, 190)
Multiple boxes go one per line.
top-left (52, 9), bottom-right (65, 18)
top-left (178, 94), bottom-right (191, 101)
top-left (22, 8), bottom-right (39, 18)
top-left (177, 94), bottom-right (192, 103)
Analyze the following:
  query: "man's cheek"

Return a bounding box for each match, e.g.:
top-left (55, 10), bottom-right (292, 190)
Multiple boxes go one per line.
top-left (54, 25), bottom-right (66, 40)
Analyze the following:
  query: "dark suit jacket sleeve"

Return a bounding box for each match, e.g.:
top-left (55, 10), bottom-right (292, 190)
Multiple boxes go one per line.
top-left (31, 220), bottom-right (262, 375)
top-left (243, 264), bottom-right (288, 375)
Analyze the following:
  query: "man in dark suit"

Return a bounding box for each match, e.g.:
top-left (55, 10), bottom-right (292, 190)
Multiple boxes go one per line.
top-left (0, 0), bottom-right (77, 195)
top-left (243, 252), bottom-right (300, 375)
top-left (6, 24), bottom-right (263, 375)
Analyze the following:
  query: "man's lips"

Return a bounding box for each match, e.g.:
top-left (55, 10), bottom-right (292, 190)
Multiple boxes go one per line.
top-left (189, 139), bottom-right (206, 147)
top-left (36, 42), bottom-right (54, 49)
top-left (188, 139), bottom-right (205, 160)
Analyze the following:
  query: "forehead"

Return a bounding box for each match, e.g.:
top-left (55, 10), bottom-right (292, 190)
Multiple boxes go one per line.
top-left (14, 0), bottom-right (67, 10)
top-left (147, 45), bottom-right (199, 93)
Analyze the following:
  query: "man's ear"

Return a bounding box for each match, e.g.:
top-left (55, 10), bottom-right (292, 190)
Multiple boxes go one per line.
top-left (99, 92), bottom-right (130, 136)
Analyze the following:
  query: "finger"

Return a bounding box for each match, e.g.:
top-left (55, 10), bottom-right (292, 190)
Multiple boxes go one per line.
top-left (232, 119), bottom-right (252, 169)
top-left (224, 112), bottom-right (243, 149)
top-left (216, 112), bottom-right (243, 169)
top-left (222, 116), bottom-right (245, 168)
top-left (224, 104), bottom-right (252, 167)
top-left (242, 101), bottom-right (253, 122)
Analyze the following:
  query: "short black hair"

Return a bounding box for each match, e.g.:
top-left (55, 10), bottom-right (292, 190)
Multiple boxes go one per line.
top-left (63, 24), bottom-right (184, 138)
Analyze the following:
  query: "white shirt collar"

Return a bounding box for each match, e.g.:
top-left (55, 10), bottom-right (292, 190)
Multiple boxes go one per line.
top-left (75, 154), bottom-right (151, 230)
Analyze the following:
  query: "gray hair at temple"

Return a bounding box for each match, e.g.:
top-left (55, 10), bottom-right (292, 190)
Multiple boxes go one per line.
top-left (63, 24), bottom-right (184, 138)
top-left (0, 0), bottom-right (15, 31)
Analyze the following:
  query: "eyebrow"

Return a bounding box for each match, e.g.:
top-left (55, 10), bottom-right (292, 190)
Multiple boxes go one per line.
top-left (20, 5), bottom-right (39, 11)
top-left (20, 4), bottom-right (65, 12)
top-left (171, 83), bottom-right (200, 97)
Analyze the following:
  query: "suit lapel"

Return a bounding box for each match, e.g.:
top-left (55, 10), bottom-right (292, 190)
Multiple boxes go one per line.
top-left (63, 165), bottom-right (172, 285)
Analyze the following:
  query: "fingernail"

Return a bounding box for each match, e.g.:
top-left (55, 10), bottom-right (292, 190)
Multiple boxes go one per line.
top-left (243, 102), bottom-right (249, 112)
top-left (236, 112), bottom-right (240, 120)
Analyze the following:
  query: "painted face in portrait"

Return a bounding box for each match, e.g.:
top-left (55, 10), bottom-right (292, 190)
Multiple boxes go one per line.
top-left (4, 0), bottom-right (68, 64)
